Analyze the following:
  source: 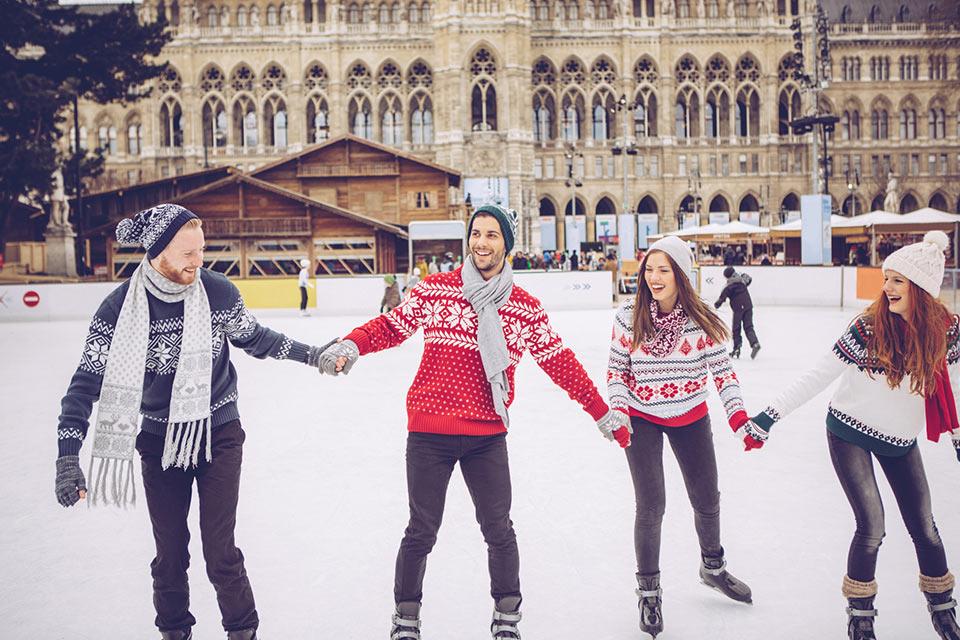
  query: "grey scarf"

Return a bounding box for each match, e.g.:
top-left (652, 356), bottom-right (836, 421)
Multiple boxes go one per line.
top-left (88, 258), bottom-right (212, 507)
top-left (462, 255), bottom-right (514, 427)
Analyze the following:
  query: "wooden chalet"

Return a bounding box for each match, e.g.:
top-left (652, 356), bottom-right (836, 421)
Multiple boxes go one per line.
top-left (71, 135), bottom-right (464, 279)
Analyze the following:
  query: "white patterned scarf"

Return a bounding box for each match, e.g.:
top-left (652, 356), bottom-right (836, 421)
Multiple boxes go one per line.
top-left (89, 258), bottom-right (213, 507)
top-left (462, 255), bottom-right (514, 427)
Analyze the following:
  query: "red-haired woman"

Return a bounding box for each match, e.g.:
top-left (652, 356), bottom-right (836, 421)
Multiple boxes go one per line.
top-left (745, 231), bottom-right (960, 640)
top-left (607, 235), bottom-right (756, 638)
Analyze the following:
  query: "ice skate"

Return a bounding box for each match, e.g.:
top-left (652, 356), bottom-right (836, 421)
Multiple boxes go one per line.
top-left (636, 573), bottom-right (663, 638)
top-left (699, 553), bottom-right (752, 604)
top-left (490, 596), bottom-right (521, 639)
top-left (729, 348), bottom-right (740, 359)
top-left (160, 631), bottom-right (192, 640)
top-left (226, 630), bottom-right (256, 640)
top-left (846, 596), bottom-right (877, 640)
top-left (750, 344), bottom-right (761, 359)
top-left (925, 589), bottom-right (960, 640)
top-left (391, 602), bottom-right (422, 640)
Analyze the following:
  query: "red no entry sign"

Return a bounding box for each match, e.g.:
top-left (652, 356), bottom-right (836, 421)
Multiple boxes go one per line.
top-left (22, 291), bottom-right (40, 308)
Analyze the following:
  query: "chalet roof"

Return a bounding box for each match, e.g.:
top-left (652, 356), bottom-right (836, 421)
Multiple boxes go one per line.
top-left (81, 166), bottom-right (235, 200)
top-left (173, 173), bottom-right (410, 239)
top-left (249, 134), bottom-right (463, 187)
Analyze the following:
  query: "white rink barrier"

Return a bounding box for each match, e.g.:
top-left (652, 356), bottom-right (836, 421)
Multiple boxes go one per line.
top-left (0, 270), bottom-right (615, 322)
top-left (699, 266), bottom-right (864, 308)
top-left (312, 270), bottom-right (615, 317)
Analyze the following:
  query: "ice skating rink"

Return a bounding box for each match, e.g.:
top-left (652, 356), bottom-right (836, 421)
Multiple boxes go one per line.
top-left (2, 304), bottom-right (958, 640)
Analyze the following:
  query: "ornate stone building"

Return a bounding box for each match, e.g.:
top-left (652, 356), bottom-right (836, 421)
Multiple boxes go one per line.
top-left (73, 0), bottom-right (960, 251)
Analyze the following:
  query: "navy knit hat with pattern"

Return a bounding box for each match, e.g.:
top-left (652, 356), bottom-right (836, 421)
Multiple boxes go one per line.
top-left (467, 204), bottom-right (519, 254)
top-left (116, 204), bottom-right (200, 258)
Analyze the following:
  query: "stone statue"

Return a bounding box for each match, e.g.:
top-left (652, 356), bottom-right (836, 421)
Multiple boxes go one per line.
top-left (190, 3), bottom-right (199, 26)
top-left (726, 0), bottom-right (735, 18)
top-left (250, 5), bottom-right (260, 26)
top-left (49, 168), bottom-right (71, 229)
top-left (662, 0), bottom-right (673, 15)
top-left (289, 1), bottom-right (298, 23)
top-left (757, 0), bottom-right (767, 16)
top-left (697, 0), bottom-right (705, 18)
top-left (613, 0), bottom-right (622, 16)
top-left (584, 0), bottom-right (594, 19)
top-left (883, 173), bottom-right (900, 213)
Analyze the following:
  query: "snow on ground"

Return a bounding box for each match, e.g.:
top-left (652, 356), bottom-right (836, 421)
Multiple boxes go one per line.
top-left (1, 303), bottom-right (958, 640)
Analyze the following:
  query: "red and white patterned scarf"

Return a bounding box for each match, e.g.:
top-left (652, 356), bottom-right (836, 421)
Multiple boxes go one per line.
top-left (642, 300), bottom-right (687, 358)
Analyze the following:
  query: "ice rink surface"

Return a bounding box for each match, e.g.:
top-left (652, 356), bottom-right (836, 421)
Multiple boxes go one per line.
top-left (2, 303), bottom-right (958, 639)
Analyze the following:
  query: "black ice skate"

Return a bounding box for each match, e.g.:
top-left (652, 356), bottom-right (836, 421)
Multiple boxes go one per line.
top-left (729, 348), bottom-right (741, 359)
top-left (635, 573), bottom-right (663, 638)
top-left (160, 631), bottom-right (192, 640)
top-left (226, 630), bottom-right (256, 640)
top-left (750, 344), bottom-right (761, 359)
top-left (699, 553), bottom-right (752, 604)
top-left (391, 602), bottom-right (422, 640)
top-left (846, 596), bottom-right (878, 640)
top-left (925, 589), bottom-right (960, 640)
top-left (490, 596), bottom-right (522, 639)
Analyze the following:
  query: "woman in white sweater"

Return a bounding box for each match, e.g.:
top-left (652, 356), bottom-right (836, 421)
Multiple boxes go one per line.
top-left (606, 236), bottom-right (756, 638)
top-left (745, 231), bottom-right (960, 640)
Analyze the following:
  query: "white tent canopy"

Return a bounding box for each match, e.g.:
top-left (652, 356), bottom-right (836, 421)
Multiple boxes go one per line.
top-left (648, 220), bottom-right (769, 241)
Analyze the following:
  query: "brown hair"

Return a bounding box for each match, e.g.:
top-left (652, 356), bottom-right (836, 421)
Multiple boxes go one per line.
top-left (184, 218), bottom-right (203, 229)
top-left (631, 250), bottom-right (729, 350)
top-left (863, 280), bottom-right (951, 397)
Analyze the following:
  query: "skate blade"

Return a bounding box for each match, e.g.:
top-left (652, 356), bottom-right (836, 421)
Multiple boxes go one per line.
top-left (699, 579), bottom-right (753, 605)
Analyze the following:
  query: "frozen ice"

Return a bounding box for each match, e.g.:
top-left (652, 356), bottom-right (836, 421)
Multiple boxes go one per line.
top-left (1, 304), bottom-right (957, 639)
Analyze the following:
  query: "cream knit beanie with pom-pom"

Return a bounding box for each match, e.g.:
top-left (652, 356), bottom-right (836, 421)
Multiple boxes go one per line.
top-left (881, 230), bottom-right (950, 298)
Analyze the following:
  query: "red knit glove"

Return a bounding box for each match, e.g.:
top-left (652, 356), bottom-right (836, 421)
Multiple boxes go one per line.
top-left (613, 426), bottom-right (631, 449)
top-left (738, 420), bottom-right (769, 452)
top-left (743, 434), bottom-right (765, 451)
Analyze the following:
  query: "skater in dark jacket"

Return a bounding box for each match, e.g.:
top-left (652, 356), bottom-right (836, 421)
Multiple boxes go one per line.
top-left (714, 266), bottom-right (761, 359)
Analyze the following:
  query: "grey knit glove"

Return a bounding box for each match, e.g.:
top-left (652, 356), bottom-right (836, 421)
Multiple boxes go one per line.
top-left (318, 339), bottom-right (360, 376)
top-left (55, 455), bottom-right (86, 507)
top-left (597, 410), bottom-right (632, 444)
top-left (307, 338), bottom-right (340, 373)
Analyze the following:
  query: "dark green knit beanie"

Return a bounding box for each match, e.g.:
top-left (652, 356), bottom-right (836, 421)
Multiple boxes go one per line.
top-left (467, 205), bottom-right (518, 253)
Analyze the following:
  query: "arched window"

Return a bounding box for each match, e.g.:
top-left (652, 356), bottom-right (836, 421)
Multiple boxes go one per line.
top-left (260, 63), bottom-right (287, 92)
top-left (709, 195), bottom-right (730, 212)
top-left (841, 110), bottom-right (861, 140)
top-left (362, 2), bottom-right (373, 22)
top-left (377, 61), bottom-right (403, 92)
top-left (470, 48), bottom-right (498, 131)
top-left (230, 64), bottom-right (255, 93)
top-left (126, 120), bottom-right (142, 155)
top-left (379, 93), bottom-right (402, 146)
top-left (842, 195), bottom-right (862, 216)
top-left (592, 90), bottom-right (615, 141)
top-left (897, 4), bottom-right (909, 22)
top-left (592, 103), bottom-right (608, 140)
top-left (676, 0), bottom-right (689, 18)
top-left (899, 108), bottom-right (917, 139)
top-left (349, 94), bottom-right (373, 139)
top-left (706, 86), bottom-right (730, 139)
top-left (207, 5), bottom-right (218, 27)
top-left (533, 90), bottom-right (556, 143)
top-left (637, 195), bottom-right (658, 214)
top-left (929, 107), bottom-right (946, 139)
top-left (561, 91), bottom-right (584, 141)
top-left (539, 197), bottom-right (557, 216)
top-left (633, 89), bottom-right (657, 137)
top-left (840, 5), bottom-right (851, 22)
top-left (266, 4), bottom-right (278, 25)
top-left (237, 5), bottom-right (248, 26)
top-left (379, 2), bottom-right (389, 23)
top-left (410, 93), bottom-right (433, 145)
top-left (408, 2), bottom-right (419, 22)
top-left (263, 95), bottom-right (287, 148)
top-left (778, 86), bottom-right (801, 135)
top-left (202, 98), bottom-right (228, 149)
top-left (232, 96), bottom-right (258, 148)
top-left (675, 88), bottom-right (700, 139)
top-left (159, 98), bottom-right (183, 147)
top-left (929, 192), bottom-right (949, 211)
top-left (899, 193), bottom-right (918, 214)
top-left (306, 95), bottom-right (329, 143)
top-left (868, 5), bottom-right (881, 22)
top-left (349, 2), bottom-right (360, 22)
top-left (200, 65), bottom-right (225, 93)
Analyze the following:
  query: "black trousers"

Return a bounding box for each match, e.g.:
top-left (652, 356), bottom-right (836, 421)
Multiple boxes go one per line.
top-left (136, 420), bottom-right (258, 633)
top-left (299, 285), bottom-right (308, 311)
top-left (625, 414), bottom-right (723, 576)
top-left (828, 430), bottom-right (949, 582)
top-left (394, 432), bottom-right (520, 604)
top-left (731, 306), bottom-right (759, 350)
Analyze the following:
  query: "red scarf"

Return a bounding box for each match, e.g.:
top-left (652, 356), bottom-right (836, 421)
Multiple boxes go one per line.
top-left (925, 360), bottom-right (959, 442)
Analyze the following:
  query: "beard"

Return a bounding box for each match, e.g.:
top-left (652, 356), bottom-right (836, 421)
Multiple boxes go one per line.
top-left (155, 255), bottom-right (198, 285)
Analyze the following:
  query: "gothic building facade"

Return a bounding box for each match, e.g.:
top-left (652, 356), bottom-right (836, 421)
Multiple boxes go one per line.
top-left (73, 0), bottom-right (960, 250)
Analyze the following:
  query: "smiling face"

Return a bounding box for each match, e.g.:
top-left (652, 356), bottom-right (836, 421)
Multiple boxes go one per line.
top-left (644, 250), bottom-right (679, 311)
top-left (468, 214), bottom-right (506, 280)
top-left (882, 269), bottom-right (911, 317)
top-left (152, 222), bottom-right (205, 285)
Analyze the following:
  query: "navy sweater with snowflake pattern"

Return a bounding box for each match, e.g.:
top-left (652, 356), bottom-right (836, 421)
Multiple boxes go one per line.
top-left (57, 269), bottom-right (313, 457)
top-left (752, 315), bottom-right (960, 456)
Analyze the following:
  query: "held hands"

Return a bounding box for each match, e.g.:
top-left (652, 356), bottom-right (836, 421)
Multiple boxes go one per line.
top-left (307, 338), bottom-right (340, 374)
top-left (318, 339), bottom-right (360, 376)
top-left (597, 410), bottom-right (633, 448)
top-left (735, 419), bottom-right (769, 452)
top-left (55, 455), bottom-right (87, 507)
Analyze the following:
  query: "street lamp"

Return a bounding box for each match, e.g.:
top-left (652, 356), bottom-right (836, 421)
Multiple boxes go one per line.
top-left (563, 141), bottom-right (583, 249)
top-left (844, 166), bottom-right (861, 215)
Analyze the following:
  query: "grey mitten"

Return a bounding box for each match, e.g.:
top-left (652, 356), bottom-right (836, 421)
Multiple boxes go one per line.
top-left (55, 455), bottom-right (86, 507)
top-left (318, 339), bottom-right (360, 376)
top-left (307, 338), bottom-right (340, 373)
top-left (597, 409), bottom-right (632, 441)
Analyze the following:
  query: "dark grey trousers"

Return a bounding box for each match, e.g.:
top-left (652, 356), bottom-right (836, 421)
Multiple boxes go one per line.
top-left (136, 420), bottom-right (258, 633)
top-left (731, 306), bottom-right (759, 350)
top-left (394, 432), bottom-right (520, 604)
top-left (625, 414), bottom-right (723, 576)
top-left (827, 429), bottom-right (949, 582)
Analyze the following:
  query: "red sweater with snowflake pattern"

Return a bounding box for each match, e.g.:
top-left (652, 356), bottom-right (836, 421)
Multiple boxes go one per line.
top-left (344, 268), bottom-right (609, 435)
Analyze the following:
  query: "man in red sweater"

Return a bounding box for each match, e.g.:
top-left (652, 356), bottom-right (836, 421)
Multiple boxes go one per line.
top-left (318, 205), bottom-right (631, 639)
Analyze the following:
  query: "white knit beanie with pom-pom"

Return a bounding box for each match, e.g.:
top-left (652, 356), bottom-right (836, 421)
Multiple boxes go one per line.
top-left (881, 230), bottom-right (950, 298)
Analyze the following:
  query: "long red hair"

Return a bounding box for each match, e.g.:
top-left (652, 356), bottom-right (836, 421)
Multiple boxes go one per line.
top-left (863, 280), bottom-right (951, 397)
top-left (631, 249), bottom-right (729, 350)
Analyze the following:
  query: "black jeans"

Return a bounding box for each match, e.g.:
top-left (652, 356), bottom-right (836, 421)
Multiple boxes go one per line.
top-left (136, 420), bottom-right (258, 633)
top-left (731, 306), bottom-right (759, 350)
top-left (299, 285), bottom-right (308, 311)
top-left (395, 432), bottom-right (520, 604)
top-left (625, 414), bottom-right (723, 576)
top-left (828, 430), bottom-right (949, 582)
